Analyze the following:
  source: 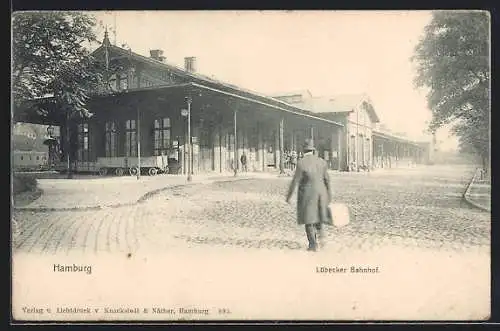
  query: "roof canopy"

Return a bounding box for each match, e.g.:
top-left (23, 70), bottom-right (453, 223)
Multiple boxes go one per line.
top-left (90, 43), bottom-right (345, 127)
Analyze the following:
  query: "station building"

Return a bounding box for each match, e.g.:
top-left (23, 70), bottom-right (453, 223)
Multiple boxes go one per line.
top-left (14, 32), bottom-right (430, 176)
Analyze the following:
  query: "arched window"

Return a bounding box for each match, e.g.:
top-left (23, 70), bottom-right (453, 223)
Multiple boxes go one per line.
top-left (349, 134), bottom-right (356, 167)
top-left (105, 121), bottom-right (118, 157)
top-left (153, 117), bottom-right (171, 156)
top-left (125, 119), bottom-right (137, 157)
top-left (109, 74), bottom-right (117, 91)
top-left (77, 123), bottom-right (91, 162)
top-left (119, 73), bottom-right (128, 90)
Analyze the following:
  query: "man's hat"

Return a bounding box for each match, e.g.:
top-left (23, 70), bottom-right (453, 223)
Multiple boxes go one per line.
top-left (303, 138), bottom-right (316, 152)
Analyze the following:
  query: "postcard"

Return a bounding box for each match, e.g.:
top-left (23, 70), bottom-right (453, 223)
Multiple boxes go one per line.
top-left (11, 10), bottom-right (491, 322)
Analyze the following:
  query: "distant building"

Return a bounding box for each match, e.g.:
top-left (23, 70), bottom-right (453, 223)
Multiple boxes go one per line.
top-left (273, 91), bottom-right (428, 170)
top-left (11, 123), bottom-right (59, 170)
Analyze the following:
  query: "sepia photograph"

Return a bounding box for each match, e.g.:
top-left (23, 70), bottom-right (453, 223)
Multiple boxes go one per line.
top-left (11, 10), bottom-right (490, 322)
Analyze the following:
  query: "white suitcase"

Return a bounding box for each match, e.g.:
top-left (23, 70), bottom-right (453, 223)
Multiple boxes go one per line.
top-left (328, 202), bottom-right (351, 227)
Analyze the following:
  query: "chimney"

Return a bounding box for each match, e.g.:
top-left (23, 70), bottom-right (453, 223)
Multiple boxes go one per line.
top-left (184, 57), bottom-right (196, 73)
top-left (150, 49), bottom-right (166, 62)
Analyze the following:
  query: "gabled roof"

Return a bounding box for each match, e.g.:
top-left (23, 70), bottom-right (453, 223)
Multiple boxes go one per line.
top-left (329, 94), bottom-right (380, 123)
top-left (328, 94), bottom-right (367, 112)
top-left (92, 43), bottom-right (275, 101)
top-left (284, 96), bottom-right (345, 113)
top-left (89, 43), bottom-right (345, 127)
top-left (271, 92), bottom-right (381, 123)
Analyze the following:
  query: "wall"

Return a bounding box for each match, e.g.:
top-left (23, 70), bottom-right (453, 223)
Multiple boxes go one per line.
top-left (344, 104), bottom-right (375, 170)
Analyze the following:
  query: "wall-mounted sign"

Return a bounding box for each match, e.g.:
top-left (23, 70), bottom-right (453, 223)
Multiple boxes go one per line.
top-left (181, 109), bottom-right (188, 117)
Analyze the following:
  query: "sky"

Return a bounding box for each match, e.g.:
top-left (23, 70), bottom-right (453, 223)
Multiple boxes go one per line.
top-left (92, 10), bottom-right (458, 149)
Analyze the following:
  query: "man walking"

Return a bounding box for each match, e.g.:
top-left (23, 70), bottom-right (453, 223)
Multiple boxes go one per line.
top-left (286, 139), bottom-right (332, 252)
top-left (290, 151), bottom-right (297, 171)
top-left (240, 152), bottom-right (248, 172)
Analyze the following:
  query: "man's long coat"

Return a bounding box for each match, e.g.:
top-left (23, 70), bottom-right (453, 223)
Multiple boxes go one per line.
top-left (286, 153), bottom-right (333, 225)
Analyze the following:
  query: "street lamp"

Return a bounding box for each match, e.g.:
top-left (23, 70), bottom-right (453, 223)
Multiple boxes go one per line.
top-left (181, 96), bottom-right (193, 182)
top-left (44, 126), bottom-right (57, 168)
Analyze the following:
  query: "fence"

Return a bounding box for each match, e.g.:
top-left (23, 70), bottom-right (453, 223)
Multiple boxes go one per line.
top-left (464, 167), bottom-right (491, 212)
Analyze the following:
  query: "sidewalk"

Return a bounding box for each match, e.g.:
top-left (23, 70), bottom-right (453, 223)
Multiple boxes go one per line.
top-left (12, 171), bottom-right (275, 211)
top-left (464, 168), bottom-right (491, 212)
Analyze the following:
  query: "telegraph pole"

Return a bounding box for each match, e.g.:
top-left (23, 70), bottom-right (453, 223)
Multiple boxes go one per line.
top-left (182, 97), bottom-right (193, 182)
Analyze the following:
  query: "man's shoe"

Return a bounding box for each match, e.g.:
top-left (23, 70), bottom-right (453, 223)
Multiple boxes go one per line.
top-left (307, 246), bottom-right (319, 252)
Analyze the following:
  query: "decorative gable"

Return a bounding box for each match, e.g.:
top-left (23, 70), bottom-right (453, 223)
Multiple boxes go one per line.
top-left (347, 99), bottom-right (380, 125)
top-left (90, 45), bottom-right (187, 94)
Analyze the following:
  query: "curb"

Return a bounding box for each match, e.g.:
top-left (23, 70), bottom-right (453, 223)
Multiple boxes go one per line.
top-left (463, 168), bottom-right (490, 212)
top-left (12, 175), bottom-right (260, 213)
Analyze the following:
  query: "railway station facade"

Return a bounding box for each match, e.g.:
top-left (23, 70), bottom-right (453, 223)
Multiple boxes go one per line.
top-left (14, 33), bottom-right (430, 176)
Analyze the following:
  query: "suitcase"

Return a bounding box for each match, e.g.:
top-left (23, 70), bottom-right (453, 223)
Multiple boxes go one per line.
top-left (328, 202), bottom-right (351, 227)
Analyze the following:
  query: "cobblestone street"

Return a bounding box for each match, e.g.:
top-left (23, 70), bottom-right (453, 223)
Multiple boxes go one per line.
top-left (12, 165), bottom-right (490, 320)
top-left (12, 165), bottom-right (489, 255)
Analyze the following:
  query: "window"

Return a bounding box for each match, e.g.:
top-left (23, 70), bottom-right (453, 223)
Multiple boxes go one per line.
top-left (105, 121), bottom-right (118, 157)
top-left (199, 124), bottom-right (210, 149)
top-left (153, 117), bottom-right (171, 155)
top-left (131, 73), bottom-right (138, 88)
top-left (365, 138), bottom-right (371, 164)
top-left (36, 156), bottom-right (39, 160)
top-left (20, 156), bottom-right (23, 161)
top-left (109, 74), bottom-right (117, 91)
top-left (77, 123), bottom-right (91, 161)
top-left (141, 78), bottom-right (153, 87)
top-left (358, 135), bottom-right (364, 164)
top-left (125, 119), bottom-right (137, 157)
top-left (119, 73), bottom-right (128, 90)
top-left (349, 135), bottom-right (356, 164)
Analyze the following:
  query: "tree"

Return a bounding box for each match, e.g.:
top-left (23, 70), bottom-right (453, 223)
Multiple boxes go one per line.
top-left (454, 114), bottom-right (490, 167)
top-left (412, 11), bottom-right (490, 169)
top-left (12, 11), bottom-right (106, 177)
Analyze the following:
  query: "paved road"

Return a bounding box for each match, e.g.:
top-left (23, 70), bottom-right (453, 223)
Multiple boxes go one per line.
top-left (13, 172), bottom-right (251, 209)
top-left (12, 165), bottom-right (489, 255)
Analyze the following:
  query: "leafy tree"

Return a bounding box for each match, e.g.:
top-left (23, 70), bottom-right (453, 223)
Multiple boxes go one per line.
top-left (12, 11), bottom-right (106, 176)
top-left (412, 11), bottom-right (490, 169)
top-left (454, 113), bottom-right (489, 166)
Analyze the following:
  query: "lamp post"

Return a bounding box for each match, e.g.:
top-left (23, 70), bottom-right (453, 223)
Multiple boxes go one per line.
top-left (47, 125), bottom-right (54, 137)
top-left (181, 96), bottom-right (193, 182)
top-left (46, 126), bottom-right (55, 167)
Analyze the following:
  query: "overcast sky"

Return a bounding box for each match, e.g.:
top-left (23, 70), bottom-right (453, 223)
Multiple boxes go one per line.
top-left (92, 10), bottom-right (457, 148)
